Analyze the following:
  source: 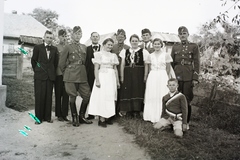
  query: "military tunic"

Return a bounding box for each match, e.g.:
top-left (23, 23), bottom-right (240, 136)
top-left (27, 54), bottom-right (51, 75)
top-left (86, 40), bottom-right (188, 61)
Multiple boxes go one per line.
top-left (171, 41), bottom-right (200, 123)
top-left (59, 42), bottom-right (91, 103)
top-left (171, 41), bottom-right (200, 82)
top-left (54, 43), bottom-right (69, 118)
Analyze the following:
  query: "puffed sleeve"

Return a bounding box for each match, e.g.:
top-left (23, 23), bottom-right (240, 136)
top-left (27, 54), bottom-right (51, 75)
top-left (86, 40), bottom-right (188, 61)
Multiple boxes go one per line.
top-left (92, 51), bottom-right (101, 64)
top-left (113, 54), bottom-right (119, 65)
top-left (165, 52), bottom-right (173, 63)
top-left (144, 54), bottom-right (151, 64)
top-left (143, 49), bottom-right (150, 61)
top-left (119, 49), bottom-right (126, 59)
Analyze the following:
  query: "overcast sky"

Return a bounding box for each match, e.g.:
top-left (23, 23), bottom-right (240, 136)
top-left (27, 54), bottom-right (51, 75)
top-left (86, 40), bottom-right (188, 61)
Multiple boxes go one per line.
top-left (3, 0), bottom-right (238, 42)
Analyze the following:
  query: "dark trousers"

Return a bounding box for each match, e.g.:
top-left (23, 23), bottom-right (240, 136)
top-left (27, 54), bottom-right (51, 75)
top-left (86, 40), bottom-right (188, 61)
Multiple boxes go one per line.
top-left (34, 79), bottom-right (53, 122)
top-left (54, 75), bottom-right (69, 117)
top-left (178, 81), bottom-right (193, 123)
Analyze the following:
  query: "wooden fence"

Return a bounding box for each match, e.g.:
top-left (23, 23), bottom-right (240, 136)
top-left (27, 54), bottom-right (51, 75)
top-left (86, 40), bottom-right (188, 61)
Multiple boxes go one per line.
top-left (2, 53), bottom-right (23, 79)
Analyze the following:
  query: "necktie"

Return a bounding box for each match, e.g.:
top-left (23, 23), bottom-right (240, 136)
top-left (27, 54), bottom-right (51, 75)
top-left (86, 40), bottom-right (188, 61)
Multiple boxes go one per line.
top-left (93, 46), bottom-right (98, 51)
top-left (46, 45), bottom-right (51, 51)
top-left (145, 43), bottom-right (148, 50)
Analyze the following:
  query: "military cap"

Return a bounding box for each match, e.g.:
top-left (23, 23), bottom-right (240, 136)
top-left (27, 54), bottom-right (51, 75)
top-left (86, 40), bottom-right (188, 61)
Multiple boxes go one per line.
top-left (58, 29), bottom-right (67, 36)
top-left (141, 28), bottom-right (151, 35)
top-left (178, 26), bottom-right (189, 34)
top-left (117, 29), bottom-right (126, 36)
top-left (73, 26), bottom-right (82, 34)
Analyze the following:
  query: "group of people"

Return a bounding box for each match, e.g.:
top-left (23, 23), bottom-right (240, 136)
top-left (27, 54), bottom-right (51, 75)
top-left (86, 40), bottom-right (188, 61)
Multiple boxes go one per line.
top-left (31, 25), bottom-right (200, 138)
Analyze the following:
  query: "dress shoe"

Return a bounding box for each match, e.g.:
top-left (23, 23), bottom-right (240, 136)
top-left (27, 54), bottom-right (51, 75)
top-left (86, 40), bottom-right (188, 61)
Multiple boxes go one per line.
top-left (87, 115), bottom-right (95, 120)
top-left (35, 121), bottom-right (41, 125)
top-left (79, 114), bottom-right (93, 124)
top-left (63, 117), bottom-right (69, 121)
top-left (105, 119), bottom-right (113, 125)
top-left (57, 117), bottom-right (64, 121)
top-left (98, 120), bottom-right (107, 128)
top-left (46, 120), bottom-right (53, 123)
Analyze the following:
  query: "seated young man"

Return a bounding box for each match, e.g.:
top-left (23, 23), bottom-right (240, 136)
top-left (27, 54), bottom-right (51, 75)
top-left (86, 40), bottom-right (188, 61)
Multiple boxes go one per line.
top-left (154, 78), bottom-right (188, 138)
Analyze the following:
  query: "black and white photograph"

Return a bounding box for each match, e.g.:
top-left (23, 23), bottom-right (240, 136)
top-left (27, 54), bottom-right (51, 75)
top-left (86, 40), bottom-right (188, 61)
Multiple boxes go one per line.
top-left (0, 0), bottom-right (239, 159)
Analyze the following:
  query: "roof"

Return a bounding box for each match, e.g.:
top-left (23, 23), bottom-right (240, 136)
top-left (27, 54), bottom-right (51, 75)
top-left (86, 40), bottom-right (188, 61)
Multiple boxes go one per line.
top-left (151, 32), bottom-right (180, 43)
top-left (18, 35), bottom-right (44, 45)
top-left (84, 32), bottom-right (117, 46)
top-left (3, 13), bottom-right (48, 38)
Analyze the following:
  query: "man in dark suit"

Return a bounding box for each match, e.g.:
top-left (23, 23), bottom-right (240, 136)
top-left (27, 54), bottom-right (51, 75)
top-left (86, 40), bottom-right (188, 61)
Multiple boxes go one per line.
top-left (85, 32), bottom-right (101, 90)
top-left (31, 30), bottom-right (58, 124)
top-left (55, 29), bottom-right (69, 122)
top-left (59, 26), bottom-right (92, 127)
top-left (85, 32), bottom-right (101, 120)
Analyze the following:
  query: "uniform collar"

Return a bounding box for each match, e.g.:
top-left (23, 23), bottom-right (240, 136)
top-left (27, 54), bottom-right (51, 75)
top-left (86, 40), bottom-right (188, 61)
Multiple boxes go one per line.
top-left (181, 41), bottom-right (189, 45)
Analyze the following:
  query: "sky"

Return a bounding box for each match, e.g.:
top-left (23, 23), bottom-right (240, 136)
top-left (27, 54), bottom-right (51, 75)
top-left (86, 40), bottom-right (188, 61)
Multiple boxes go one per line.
top-left (3, 0), bottom-right (239, 42)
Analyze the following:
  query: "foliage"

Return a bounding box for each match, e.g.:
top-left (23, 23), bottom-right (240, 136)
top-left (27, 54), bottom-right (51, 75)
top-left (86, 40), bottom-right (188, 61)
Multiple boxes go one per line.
top-left (203, 0), bottom-right (240, 29)
top-left (196, 22), bottom-right (240, 90)
top-left (28, 7), bottom-right (59, 30)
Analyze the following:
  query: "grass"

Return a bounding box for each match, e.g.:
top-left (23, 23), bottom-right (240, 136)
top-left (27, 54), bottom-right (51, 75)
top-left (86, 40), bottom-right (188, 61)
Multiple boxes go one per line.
top-left (3, 75), bottom-right (240, 160)
top-left (117, 116), bottom-right (240, 160)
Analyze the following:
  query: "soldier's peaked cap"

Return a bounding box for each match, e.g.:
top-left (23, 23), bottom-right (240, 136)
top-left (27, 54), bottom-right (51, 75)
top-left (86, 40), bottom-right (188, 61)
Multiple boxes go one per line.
top-left (73, 26), bottom-right (82, 34)
top-left (178, 26), bottom-right (189, 34)
top-left (117, 29), bottom-right (126, 36)
top-left (141, 28), bottom-right (151, 35)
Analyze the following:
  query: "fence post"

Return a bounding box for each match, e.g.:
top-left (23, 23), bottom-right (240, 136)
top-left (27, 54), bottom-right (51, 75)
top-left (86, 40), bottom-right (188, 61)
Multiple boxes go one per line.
top-left (16, 53), bottom-right (23, 79)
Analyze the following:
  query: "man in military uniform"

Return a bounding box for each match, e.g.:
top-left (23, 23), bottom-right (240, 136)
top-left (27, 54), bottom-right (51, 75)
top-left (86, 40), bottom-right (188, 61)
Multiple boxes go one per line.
top-left (59, 26), bottom-right (92, 127)
top-left (111, 29), bottom-right (130, 117)
top-left (54, 29), bottom-right (69, 122)
top-left (171, 26), bottom-right (200, 129)
top-left (139, 28), bottom-right (154, 53)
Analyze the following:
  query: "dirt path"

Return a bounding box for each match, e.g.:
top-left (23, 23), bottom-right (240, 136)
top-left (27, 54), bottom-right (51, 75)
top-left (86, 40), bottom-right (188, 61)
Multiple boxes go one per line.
top-left (0, 107), bottom-right (151, 160)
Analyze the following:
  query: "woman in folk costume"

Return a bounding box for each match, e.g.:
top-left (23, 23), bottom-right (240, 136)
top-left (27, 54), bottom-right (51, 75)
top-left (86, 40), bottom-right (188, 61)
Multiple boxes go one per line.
top-left (119, 34), bottom-right (150, 118)
top-left (143, 38), bottom-right (176, 123)
top-left (88, 38), bottom-right (120, 128)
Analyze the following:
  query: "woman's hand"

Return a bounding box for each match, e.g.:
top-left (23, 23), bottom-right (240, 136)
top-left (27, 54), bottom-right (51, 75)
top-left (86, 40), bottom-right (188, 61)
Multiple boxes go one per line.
top-left (95, 80), bottom-right (101, 88)
top-left (120, 76), bottom-right (124, 83)
top-left (117, 82), bottom-right (120, 89)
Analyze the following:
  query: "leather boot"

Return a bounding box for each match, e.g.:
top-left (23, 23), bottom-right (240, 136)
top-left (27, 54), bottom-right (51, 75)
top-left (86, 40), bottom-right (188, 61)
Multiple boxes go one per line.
top-left (79, 102), bottom-right (92, 124)
top-left (70, 102), bottom-right (80, 127)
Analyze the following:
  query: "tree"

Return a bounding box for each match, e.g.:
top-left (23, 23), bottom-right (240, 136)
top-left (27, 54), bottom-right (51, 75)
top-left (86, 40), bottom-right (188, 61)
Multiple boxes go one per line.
top-left (28, 8), bottom-right (59, 30)
top-left (203, 0), bottom-right (240, 29)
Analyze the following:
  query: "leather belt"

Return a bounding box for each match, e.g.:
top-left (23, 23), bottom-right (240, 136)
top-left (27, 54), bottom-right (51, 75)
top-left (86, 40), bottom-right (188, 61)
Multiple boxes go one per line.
top-left (70, 60), bottom-right (83, 65)
top-left (175, 59), bottom-right (192, 65)
top-left (166, 109), bottom-right (182, 120)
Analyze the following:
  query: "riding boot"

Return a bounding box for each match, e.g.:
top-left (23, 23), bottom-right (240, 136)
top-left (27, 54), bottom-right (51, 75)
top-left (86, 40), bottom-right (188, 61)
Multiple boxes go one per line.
top-left (70, 102), bottom-right (79, 127)
top-left (79, 102), bottom-right (93, 124)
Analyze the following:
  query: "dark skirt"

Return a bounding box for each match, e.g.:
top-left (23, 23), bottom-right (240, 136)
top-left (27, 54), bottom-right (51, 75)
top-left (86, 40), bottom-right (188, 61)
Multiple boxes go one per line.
top-left (119, 66), bottom-right (145, 112)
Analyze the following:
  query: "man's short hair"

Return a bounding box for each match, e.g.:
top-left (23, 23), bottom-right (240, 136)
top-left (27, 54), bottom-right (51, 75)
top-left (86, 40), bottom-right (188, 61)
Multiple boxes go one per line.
top-left (168, 78), bottom-right (178, 84)
top-left (45, 30), bottom-right (53, 35)
top-left (91, 32), bottom-right (99, 37)
top-left (141, 28), bottom-right (151, 35)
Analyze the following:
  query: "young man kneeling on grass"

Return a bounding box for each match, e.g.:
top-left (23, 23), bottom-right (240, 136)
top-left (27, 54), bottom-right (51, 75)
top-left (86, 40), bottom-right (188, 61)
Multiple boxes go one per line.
top-left (154, 78), bottom-right (188, 138)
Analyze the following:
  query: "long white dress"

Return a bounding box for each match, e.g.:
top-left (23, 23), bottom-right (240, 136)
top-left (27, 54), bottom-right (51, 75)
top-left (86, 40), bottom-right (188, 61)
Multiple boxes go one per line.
top-left (88, 51), bottom-right (119, 118)
top-left (143, 51), bottom-right (175, 123)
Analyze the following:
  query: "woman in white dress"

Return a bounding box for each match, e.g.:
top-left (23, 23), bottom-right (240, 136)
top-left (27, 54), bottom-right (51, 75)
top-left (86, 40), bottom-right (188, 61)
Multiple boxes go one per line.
top-left (88, 38), bottom-right (120, 128)
top-left (143, 38), bottom-right (175, 123)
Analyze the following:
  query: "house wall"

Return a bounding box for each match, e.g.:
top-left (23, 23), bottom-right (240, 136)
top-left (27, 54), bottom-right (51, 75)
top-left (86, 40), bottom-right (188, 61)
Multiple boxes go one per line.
top-left (0, 0), bottom-right (7, 111)
top-left (3, 38), bottom-right (20, 53)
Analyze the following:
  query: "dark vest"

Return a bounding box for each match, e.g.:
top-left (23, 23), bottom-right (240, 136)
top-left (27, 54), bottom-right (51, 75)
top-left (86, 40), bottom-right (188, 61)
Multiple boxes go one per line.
top-left (125, 48), bottom-right (144, 66)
